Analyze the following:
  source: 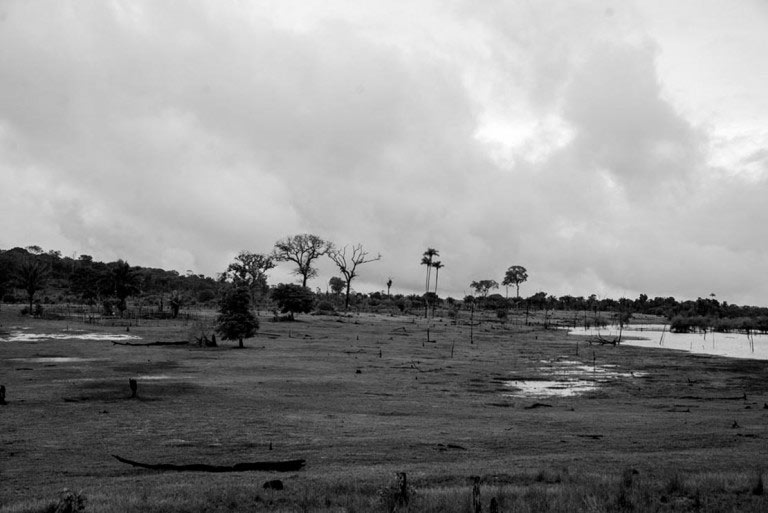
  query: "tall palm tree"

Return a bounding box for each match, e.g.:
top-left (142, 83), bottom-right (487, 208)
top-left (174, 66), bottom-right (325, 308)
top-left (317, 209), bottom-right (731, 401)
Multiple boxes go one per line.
top-left (432, 261), bottom-right (443, 294)
top-left (421, 248), bottom-right (439, 292)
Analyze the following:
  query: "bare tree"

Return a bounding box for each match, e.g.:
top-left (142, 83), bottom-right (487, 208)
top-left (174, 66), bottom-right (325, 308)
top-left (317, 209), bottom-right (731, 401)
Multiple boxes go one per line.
top-left (272, 234), bottom-right (331, 287)
top-left (328, 244), bottom-right (381, 310)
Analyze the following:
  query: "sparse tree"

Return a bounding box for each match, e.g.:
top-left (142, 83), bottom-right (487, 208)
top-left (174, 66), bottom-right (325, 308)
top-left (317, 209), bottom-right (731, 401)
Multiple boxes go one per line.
top-left (502, 265), bottom-right (528, 299)
top-left (273, 234), bottom-right (331, 287)
top-left (328, 244), bottom-right (381, 310)
top-left (216, 284), bottom-right (259, 348)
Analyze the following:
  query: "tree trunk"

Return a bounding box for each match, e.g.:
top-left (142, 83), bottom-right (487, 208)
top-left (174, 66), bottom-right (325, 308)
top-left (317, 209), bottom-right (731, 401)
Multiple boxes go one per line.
top-left (345, 280), bottom-right (352, 310)
top-left (238, 338), bottom-right (244, 348)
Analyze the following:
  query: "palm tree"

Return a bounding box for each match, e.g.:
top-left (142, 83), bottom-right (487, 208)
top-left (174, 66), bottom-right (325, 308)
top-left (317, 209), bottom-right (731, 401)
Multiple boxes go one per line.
top-left (431, 261), bottom-right (443, 295)
top-left (14, 260), bottom-right (50, 312)
top-left (421, 248), bottom-right (439, 292)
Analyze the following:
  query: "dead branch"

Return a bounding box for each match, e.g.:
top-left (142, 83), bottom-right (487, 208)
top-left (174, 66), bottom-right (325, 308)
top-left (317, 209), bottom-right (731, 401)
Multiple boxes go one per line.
top-left (112, 454), bottom-right (305, 472)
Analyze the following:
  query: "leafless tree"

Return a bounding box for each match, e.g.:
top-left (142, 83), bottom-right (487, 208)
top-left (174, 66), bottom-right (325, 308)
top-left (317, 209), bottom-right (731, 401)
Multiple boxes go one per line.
top-left (272, 234), bottom-right (331, 287)
top-left (328, 244), bottom-right (381, 310)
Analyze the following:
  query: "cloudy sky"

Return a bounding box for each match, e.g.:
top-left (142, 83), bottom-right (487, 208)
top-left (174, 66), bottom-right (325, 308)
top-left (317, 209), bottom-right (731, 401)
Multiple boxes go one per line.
top-left (2, 1), bottom-right (767, 305)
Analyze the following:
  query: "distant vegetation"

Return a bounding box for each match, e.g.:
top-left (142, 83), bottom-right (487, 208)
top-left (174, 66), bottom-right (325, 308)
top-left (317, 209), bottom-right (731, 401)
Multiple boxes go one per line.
top-left (1, 243), bottom-right (767, 334)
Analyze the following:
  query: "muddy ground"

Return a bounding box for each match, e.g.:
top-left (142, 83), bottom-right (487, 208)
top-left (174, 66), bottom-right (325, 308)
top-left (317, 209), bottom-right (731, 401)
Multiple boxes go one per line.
top-left (2, 308), bottom-right (768, 509)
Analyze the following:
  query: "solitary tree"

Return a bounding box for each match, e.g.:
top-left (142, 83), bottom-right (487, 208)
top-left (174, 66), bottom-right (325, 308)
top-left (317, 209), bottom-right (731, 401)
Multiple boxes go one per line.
top-left (14, 260), bottom-right (50, 312)
top-left (386, 277), bottom-right (393, 298)
top-left (329, 276), bottom-right (346, 296)
top-left (223, 251), bottom-right (275, 308)
top-left (328, 244), bottom-right (381, 310)
top-left (502, 265), bottom-right (528, 298)
top-left (216, 284), bottom-right (259, 348)
top-left (273, 234), bottom-right (331, 287)
top-left (271, 283), bottom-right (315, 320)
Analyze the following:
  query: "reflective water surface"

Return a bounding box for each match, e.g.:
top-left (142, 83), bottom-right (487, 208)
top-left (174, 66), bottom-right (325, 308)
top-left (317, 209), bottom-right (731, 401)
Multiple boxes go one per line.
top-left (568, 324), bottom-right (768, 360)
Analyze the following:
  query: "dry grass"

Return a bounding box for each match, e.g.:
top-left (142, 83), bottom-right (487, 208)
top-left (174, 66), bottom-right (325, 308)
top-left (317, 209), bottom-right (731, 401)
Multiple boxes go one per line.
top-left (2, 307), bottom-right (768, 512)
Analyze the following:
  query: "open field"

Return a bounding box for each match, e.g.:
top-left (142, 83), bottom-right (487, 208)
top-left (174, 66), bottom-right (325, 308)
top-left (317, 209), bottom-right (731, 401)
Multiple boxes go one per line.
top-left (2, 307), bottom-right (768, 512)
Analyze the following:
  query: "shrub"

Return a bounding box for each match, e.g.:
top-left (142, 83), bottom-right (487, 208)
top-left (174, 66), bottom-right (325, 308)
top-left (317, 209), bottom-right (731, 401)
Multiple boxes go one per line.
top-left (271, 283), bottom-right (315, 320)
top-left (315, 300), bottom-right (336, 314)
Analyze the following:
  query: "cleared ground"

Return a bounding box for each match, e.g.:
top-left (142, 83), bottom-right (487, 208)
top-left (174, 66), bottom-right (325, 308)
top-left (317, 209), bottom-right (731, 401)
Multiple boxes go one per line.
top-left (1, 308), bottom-right (768, 512)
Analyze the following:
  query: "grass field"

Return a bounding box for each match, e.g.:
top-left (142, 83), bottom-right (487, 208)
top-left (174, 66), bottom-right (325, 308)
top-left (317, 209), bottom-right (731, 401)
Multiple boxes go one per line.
top-left (2, 307), bottom-right (768, 512)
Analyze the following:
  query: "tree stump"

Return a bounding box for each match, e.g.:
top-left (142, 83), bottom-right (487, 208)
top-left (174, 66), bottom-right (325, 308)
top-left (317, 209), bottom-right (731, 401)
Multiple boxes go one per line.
top-left (0, 385), bottom-right (6, 405)
top-left (471, 476), bottom-right (482, 513)
top-left (397, 472), bottom-right (409, 506)
top-left (128, 379), bottom-right (138, 398)
top-left (263, 479), bottom-right (283, 490)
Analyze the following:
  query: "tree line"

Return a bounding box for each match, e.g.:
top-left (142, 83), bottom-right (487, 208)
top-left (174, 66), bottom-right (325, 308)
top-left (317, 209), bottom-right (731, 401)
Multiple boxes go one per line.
top-left (2, 241), bottom-right (766, 335)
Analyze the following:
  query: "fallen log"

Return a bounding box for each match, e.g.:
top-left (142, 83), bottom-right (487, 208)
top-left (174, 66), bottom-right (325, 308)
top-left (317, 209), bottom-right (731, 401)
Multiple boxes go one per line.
top-left (112, 454), bottom-right (305, 472)
top-left (111, 341), bottom-right (190, 346)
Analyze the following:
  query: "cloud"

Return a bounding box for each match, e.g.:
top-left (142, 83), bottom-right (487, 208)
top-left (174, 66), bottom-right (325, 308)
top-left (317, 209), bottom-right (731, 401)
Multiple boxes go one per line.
top-left (1, 1), bottom-right (767, 306)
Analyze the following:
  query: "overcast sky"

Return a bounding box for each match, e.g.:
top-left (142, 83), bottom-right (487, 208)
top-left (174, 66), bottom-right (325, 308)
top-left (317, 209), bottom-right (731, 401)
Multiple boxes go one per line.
top-left (1, 1), bottom-right (767, 305)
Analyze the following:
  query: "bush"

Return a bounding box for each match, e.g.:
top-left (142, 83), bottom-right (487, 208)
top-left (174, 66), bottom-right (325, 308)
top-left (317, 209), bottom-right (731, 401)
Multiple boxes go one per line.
top-left (271, 284), bottom-right (315, 320)
top-left (315, 300), bottom-right (336, 314)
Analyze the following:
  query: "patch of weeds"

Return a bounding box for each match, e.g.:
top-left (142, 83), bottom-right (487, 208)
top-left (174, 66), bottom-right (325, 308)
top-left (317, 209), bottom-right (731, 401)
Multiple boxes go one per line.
top-left (663, 472), bottom-right (686, 496)
top-left (379, 472), bottom-right (415, 512)
top-left (752, 470), bottom-right (765, 496)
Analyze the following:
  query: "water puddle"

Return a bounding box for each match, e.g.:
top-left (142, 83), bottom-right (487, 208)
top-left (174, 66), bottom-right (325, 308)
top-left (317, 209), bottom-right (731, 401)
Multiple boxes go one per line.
top-left (569, 325), bottom-right (768, 360)
top-left (504, 359), bottom-right (645, 398)
top-left (10, 357), bottom-right (103, 363)
top-left (1, 331), bottom-right (141, 342)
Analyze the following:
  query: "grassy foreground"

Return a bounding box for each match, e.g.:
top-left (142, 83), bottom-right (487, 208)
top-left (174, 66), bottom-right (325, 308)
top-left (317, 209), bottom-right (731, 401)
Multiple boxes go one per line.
top-left (1, 308), bottom-right (768, 512)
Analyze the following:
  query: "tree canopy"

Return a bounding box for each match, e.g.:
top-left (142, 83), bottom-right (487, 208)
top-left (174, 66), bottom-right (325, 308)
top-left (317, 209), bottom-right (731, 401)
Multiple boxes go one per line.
top-left (271, 283), bottom-right (315, 320)
top-left (215, 284), bottom-right (259, 348)
top-left (272, 234), bottom-right (331, 287)
top-left (502, 266), bottom-right (528, 298)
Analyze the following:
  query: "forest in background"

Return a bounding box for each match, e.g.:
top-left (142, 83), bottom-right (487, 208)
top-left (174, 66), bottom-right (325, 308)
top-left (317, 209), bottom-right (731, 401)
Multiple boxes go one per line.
top-left (1, 244), bottom-right (767, 334)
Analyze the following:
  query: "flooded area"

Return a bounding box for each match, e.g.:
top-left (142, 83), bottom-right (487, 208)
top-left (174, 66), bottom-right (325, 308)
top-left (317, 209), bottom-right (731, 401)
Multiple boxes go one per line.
top-left (1, 330), bottom-right (142, 342)
top-left (503, 358), bottom-right (646, 398)
top-left (568, 324), bottom-right (768, 360)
